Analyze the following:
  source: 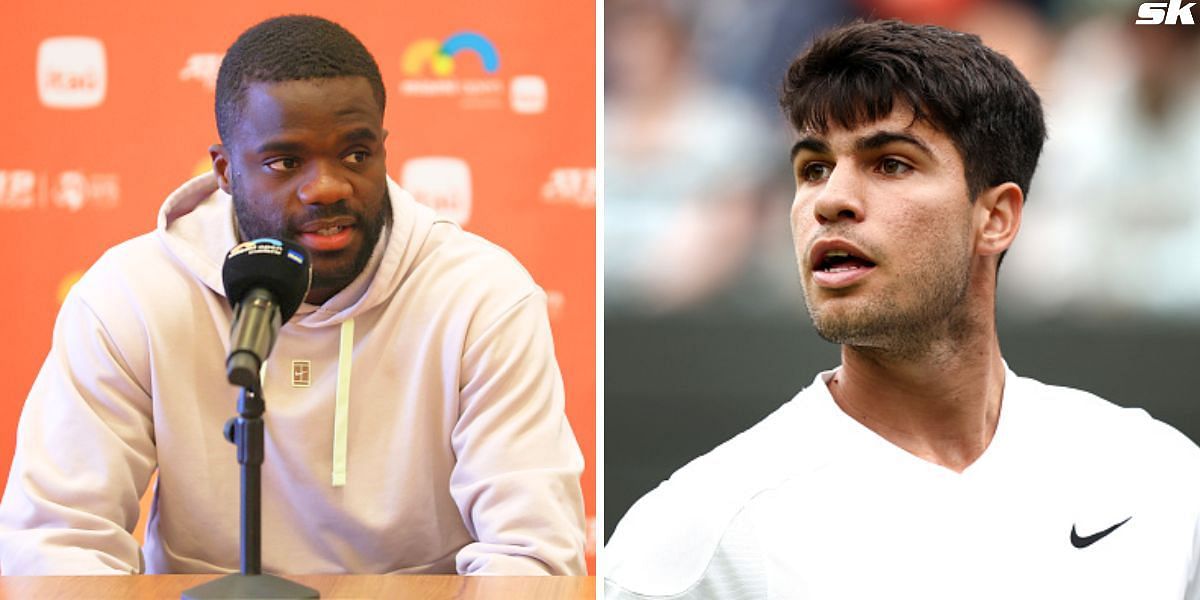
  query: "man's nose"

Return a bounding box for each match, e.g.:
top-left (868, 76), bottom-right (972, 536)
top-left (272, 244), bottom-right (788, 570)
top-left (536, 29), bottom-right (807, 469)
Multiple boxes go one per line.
top-left (812, 165), bottom-right (865, 225)
top-left (297, 162), bottom-right (353, 205)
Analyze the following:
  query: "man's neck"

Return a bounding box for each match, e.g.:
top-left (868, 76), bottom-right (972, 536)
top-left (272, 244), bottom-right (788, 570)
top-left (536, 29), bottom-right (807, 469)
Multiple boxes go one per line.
top-left (828, 326), bottom-right (1006, 473)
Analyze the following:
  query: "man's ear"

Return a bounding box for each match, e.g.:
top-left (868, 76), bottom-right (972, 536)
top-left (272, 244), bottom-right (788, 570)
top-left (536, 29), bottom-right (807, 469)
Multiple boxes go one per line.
top-left (974, 182), bottom-right (1023, 258)
top-left (209, 144), bottom-right (233, 195)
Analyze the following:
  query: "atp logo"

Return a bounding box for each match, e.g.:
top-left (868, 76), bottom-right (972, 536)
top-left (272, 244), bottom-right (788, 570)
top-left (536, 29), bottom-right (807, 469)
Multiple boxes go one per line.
top-left (541, 168), bottom-right (596, 208)
top-left (1136, 0), bottom-right (1196, 24)
top-left (402, 32), bottom-right (499, 77)
top-left (0, 169), bottom-right (119, 211)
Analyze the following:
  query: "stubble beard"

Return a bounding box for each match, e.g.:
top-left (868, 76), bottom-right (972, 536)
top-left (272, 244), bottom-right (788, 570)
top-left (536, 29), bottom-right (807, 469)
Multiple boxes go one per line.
top-left (230, 176), bottom-right (389, 295)
top-left (802, 247), bottom-right (973, 361)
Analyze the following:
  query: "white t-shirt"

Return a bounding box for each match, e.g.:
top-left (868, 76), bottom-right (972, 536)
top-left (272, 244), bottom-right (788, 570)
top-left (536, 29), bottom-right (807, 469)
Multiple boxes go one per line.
top-left (605, 367), bottom-right (1200, 599)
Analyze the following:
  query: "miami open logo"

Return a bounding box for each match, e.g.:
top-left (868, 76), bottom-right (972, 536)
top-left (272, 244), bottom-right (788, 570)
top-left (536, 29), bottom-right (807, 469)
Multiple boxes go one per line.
top-left (399, 31), bottom-right (546, 113)
top-left (403, 32), bottom-right (499, 78)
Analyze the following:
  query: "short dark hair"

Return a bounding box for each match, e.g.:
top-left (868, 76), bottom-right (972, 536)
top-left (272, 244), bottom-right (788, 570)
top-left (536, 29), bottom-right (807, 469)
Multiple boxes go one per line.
top-left (780, 19), bottom-right (1046, 200)
top-left (215, 15), bottom-right (386, 145)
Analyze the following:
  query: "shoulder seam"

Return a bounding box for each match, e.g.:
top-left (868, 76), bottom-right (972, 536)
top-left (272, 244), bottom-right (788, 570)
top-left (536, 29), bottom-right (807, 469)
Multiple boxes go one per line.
top-left (70, 290), bottom-right (152, 400)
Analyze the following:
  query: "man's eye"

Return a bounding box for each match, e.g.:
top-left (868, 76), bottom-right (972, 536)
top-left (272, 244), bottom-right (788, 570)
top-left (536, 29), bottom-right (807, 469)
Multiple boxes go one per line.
top-left (266, 158), bottom-right (300, 172)
top-left (343, 151), bottom-right (369, 165)
top-left (879, 158), bottom-right (912, 176)
top-left (800, 162), bottom-right (831, 182)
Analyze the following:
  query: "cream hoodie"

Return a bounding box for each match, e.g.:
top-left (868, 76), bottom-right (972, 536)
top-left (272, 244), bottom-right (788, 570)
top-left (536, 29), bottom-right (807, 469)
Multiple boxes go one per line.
top-left (0, 173), bottom-right (586, 575)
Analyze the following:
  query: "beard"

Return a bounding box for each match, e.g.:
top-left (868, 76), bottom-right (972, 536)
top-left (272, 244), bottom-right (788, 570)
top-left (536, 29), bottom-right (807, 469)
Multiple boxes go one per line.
top-left (802, 239), bottom-right (973, 360)
top-left (230, 178), bottom-right (390, 295)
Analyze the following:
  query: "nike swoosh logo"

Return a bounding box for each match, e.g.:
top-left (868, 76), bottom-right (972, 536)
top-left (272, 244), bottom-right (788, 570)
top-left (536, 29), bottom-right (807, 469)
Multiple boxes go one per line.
top-left (1070, 516), bottom-right (1131, 548)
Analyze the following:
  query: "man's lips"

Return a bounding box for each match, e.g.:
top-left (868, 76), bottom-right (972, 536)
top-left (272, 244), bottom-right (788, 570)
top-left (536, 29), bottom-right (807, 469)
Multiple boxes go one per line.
top-left (808, 238), bottom-right (877, 289)
top-left (296, 217), bottom-right (357, 252)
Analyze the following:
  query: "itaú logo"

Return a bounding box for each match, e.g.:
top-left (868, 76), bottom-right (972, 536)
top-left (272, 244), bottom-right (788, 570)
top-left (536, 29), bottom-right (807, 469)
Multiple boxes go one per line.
top-left (400, 157), bottom-right (472, 225)
top-left (402, 32), bottom-right (499, 77)
top-left (37, 36), bottom-right (107, 108)
top-left (1136, 0), bottom-right (1196, 24)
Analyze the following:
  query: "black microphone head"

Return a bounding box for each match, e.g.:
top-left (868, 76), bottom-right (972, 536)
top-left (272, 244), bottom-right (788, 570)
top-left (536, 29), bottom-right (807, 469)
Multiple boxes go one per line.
top-left (222, 238), bottom-right (312, 323)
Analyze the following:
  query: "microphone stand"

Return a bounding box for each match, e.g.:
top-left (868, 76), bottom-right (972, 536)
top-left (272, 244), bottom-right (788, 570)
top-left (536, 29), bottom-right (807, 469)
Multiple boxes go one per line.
top-left (182, 382), bottom-right (319, 599)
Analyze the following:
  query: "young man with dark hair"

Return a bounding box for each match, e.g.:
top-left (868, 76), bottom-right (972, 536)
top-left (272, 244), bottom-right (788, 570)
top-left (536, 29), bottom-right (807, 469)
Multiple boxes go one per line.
top-left (0, 15), bottom-right (586, 575)
top-left (605, 20), bottom-right (1199, 598)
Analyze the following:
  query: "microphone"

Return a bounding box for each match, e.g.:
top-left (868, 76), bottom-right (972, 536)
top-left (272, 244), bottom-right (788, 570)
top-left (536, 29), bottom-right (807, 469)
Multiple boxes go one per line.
top-left (221, 238), bottom-right (312, 389)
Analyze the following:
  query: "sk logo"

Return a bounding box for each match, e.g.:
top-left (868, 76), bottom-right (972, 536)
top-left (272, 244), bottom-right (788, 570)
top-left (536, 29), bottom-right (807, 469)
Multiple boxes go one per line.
top-left (1136, 0), bottom-right (1197, 24)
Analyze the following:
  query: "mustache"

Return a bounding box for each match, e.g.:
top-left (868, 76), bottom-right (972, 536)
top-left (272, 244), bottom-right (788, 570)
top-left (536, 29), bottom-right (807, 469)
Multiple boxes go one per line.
top-left (289, 201), bottom-right (358, 226)
top-left (304, 201), bottom-right (354, 219)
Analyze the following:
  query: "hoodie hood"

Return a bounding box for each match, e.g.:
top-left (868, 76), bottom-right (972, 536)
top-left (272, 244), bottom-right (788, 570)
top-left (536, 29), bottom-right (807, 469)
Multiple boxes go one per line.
top-left (155, 172), bottom-right (439, 328)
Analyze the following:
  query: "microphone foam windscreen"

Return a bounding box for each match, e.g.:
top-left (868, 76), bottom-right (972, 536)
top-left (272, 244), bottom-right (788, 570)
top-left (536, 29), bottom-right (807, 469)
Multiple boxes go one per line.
top-left (222, 238), bottom-right (312, 323)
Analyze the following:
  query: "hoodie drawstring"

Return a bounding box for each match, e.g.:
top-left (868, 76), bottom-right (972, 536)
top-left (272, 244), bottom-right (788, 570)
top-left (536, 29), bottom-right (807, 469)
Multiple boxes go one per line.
top-left (332, 318), bottom-right (354, 487)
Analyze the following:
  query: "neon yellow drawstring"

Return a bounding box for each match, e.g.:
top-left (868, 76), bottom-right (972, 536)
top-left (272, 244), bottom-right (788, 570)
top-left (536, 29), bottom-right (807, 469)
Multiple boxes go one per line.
top-left (332, 318), bottom-right (354, 487)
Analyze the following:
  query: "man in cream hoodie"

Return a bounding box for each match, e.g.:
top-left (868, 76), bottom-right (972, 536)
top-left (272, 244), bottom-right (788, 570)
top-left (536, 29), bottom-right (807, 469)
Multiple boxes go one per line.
top-left (0, 15), bottom-right (586, 575)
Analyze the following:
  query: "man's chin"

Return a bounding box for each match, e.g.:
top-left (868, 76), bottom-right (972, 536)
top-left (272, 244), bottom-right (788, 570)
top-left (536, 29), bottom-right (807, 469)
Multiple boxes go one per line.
top-left (811, 321), bottom-right (868, 346)
top-left (808, 305), bottom-right (894, 347)
top-left (310, 261), bottom-right (356, 286)
top-left (294, 217), bottom-right (383, 301)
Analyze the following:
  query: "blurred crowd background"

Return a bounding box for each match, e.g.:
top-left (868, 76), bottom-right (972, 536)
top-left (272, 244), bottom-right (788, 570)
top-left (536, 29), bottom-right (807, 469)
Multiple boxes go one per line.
top-left (603, 0), bottom-right (1200, 539)
top-left (605, 0), bottom-right (1200, 320)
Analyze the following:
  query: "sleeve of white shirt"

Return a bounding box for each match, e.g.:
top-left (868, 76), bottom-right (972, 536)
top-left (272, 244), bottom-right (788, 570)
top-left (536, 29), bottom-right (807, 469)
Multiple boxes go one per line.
top-left (449, 289), bottom-right (587, 575)
top-left (606, 496), bottom-right (769, 600)
top-left (0, 287), bottom-right (156, 574)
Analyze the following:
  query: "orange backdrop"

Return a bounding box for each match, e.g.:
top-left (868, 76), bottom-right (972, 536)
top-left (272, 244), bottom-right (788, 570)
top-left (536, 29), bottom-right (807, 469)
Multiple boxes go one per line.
top-left (1, 0), bottom-right (596, 572)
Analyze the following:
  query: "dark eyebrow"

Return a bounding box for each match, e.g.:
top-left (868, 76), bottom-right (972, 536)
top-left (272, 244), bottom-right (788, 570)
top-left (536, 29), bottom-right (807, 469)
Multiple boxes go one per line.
top-left (253, 128), bottom-right (380, 155)
top-left (855, 131), bottom-right (934, 159)
top-left (255, 140), bottom-right (305, 155)
top-left (790, 137), bottom-right (829, 162)
top-left (342, 127), bottom-right (380, 145)
top-left (790, 130), bottom-right (937, 163)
